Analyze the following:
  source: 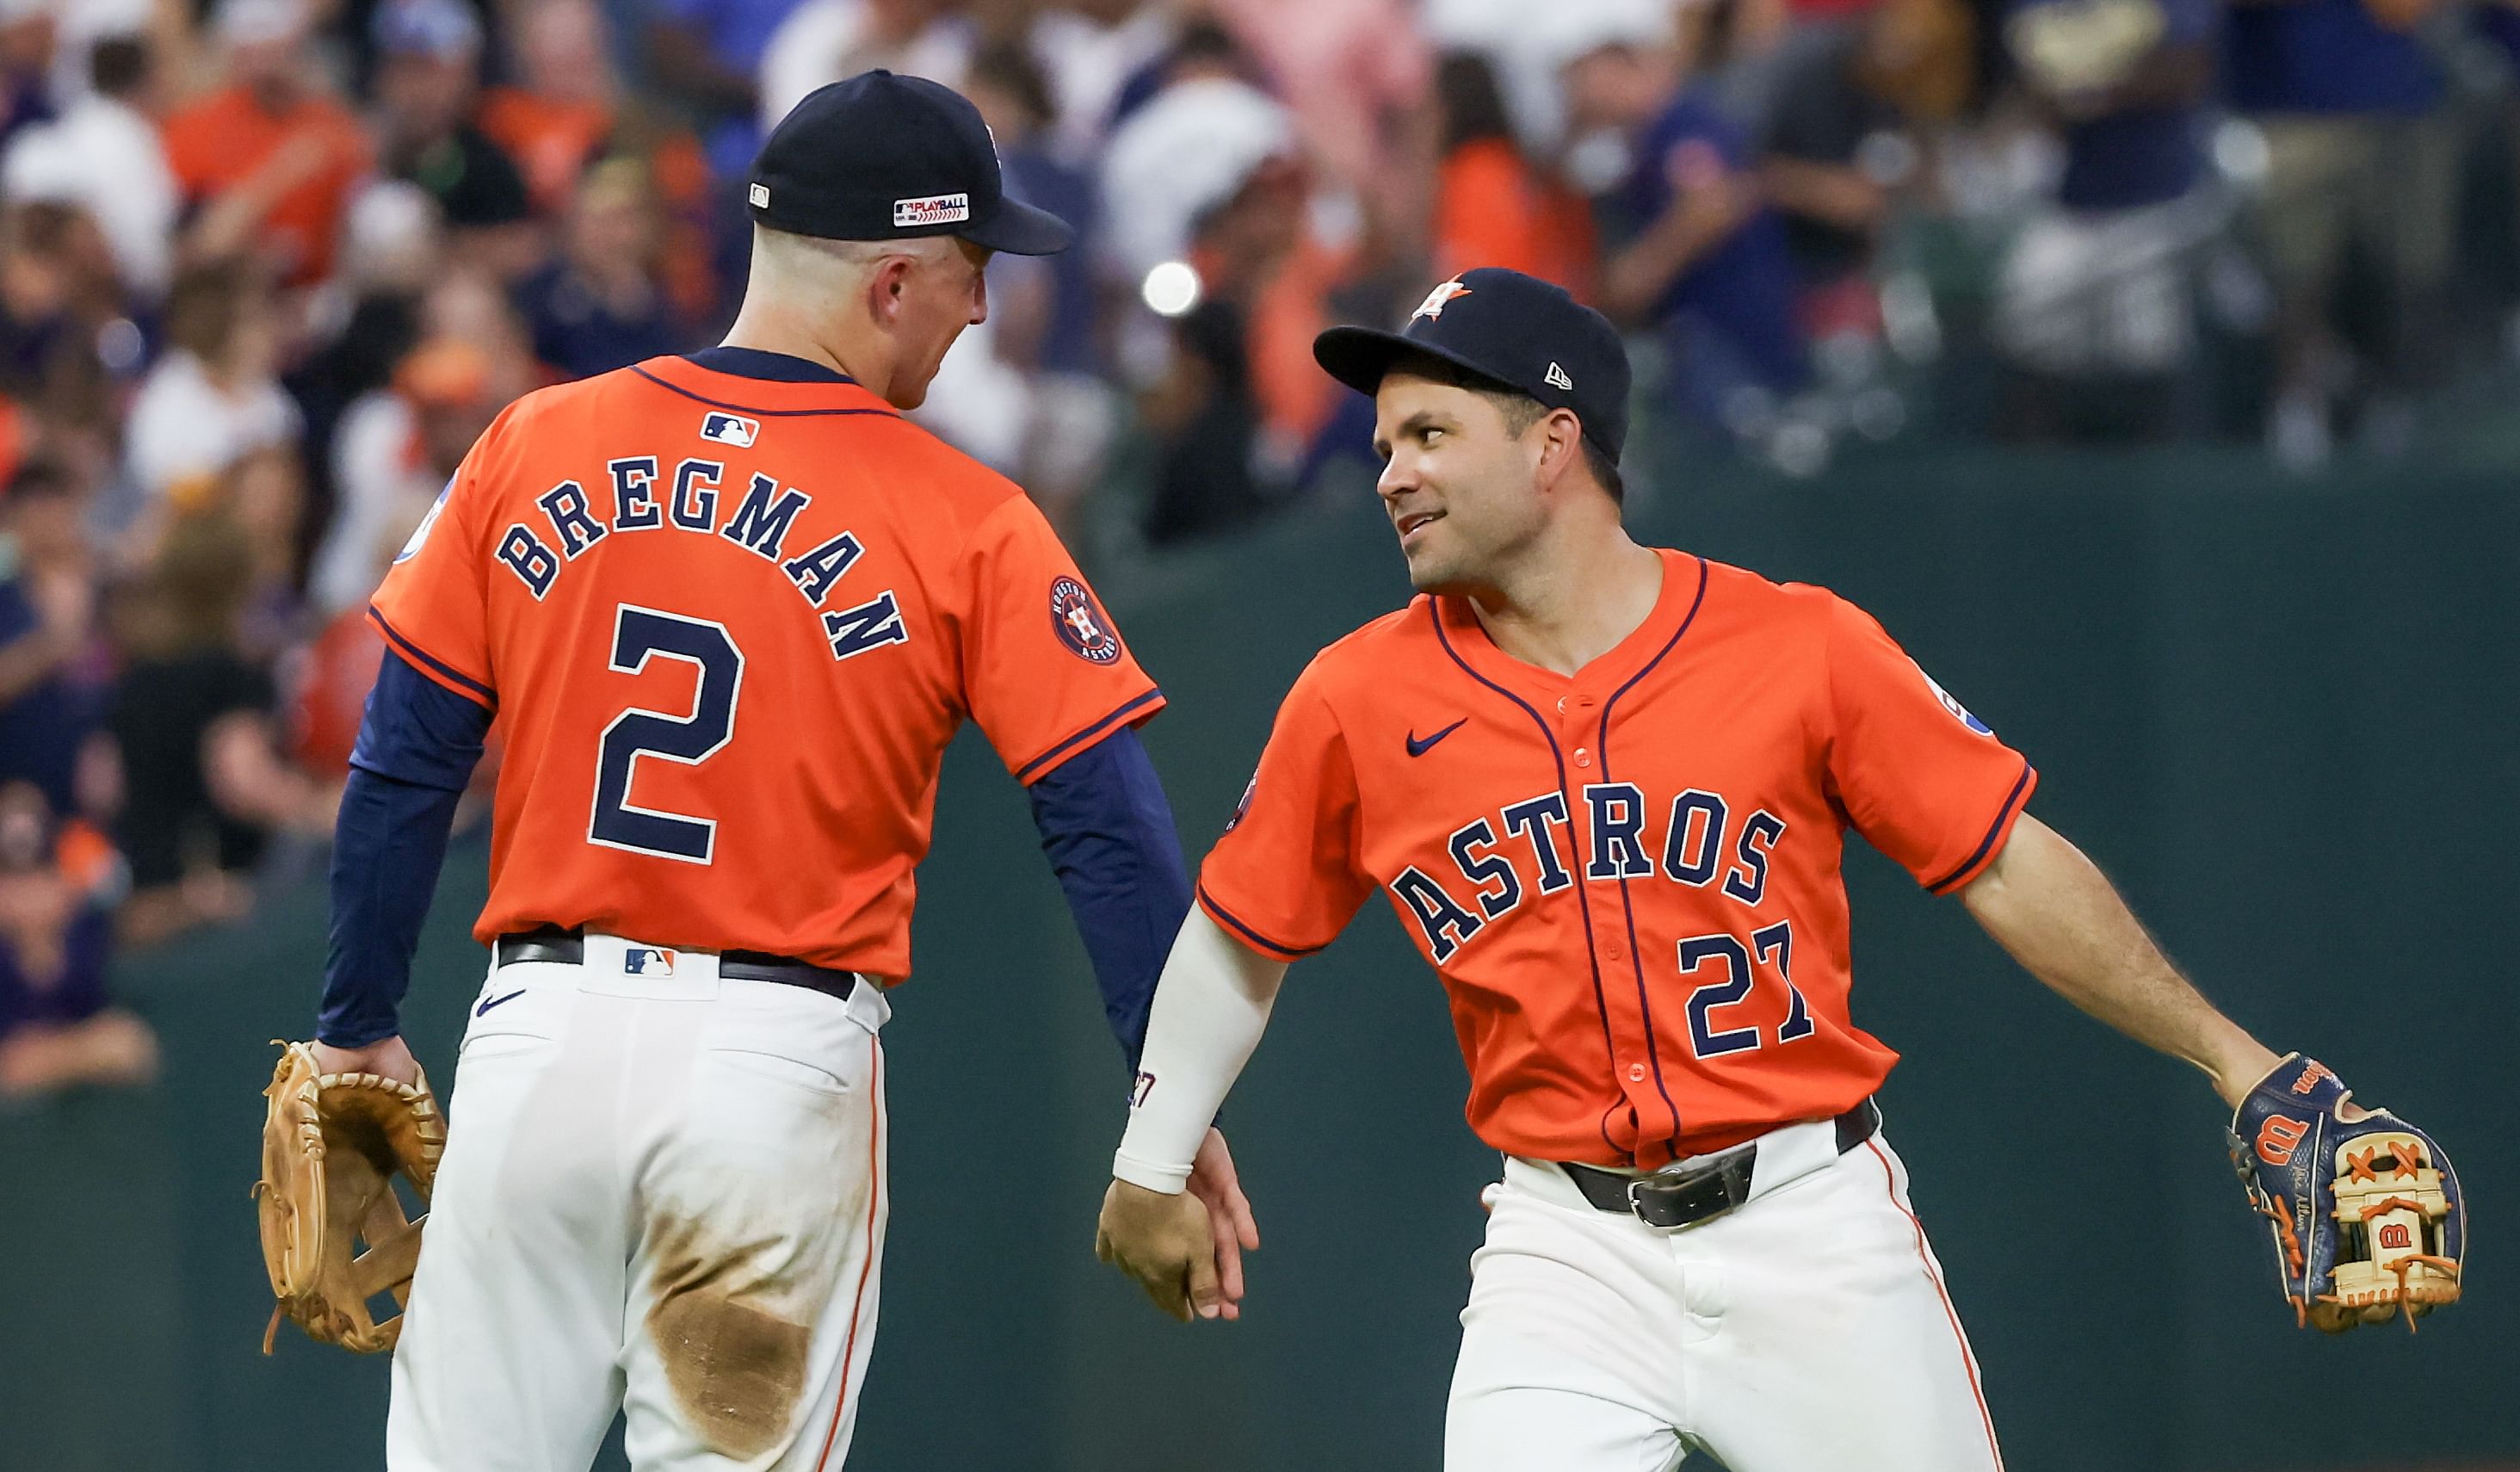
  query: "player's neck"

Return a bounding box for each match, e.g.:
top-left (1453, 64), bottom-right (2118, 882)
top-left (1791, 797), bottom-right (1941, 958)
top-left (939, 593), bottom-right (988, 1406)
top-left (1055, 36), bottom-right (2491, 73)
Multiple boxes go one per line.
top-left (715, 312), bottom-right (889, 399)
top-left (1467, 529), bottom-right (1663, 677)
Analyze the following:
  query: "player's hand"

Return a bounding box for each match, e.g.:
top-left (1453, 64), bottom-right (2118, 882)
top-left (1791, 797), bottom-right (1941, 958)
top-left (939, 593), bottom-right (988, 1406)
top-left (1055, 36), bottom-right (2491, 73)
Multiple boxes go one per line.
top-left (1096, 1178), bottom-right (1225, 1323)
top-left (309, 1035), bottom-right (422, 1089)
top-left (1185, 1126), bottom-right (1259, 1320)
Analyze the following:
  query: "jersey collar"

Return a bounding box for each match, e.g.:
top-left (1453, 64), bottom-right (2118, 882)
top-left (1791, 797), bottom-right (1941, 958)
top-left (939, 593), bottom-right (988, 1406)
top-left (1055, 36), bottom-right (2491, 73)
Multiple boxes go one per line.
top-left (633, 350), bottom-right (897, 417)
top-left (685, 346), bottom-right (855, 383)
top-left (1432, 547), bottom-right (1708, 700)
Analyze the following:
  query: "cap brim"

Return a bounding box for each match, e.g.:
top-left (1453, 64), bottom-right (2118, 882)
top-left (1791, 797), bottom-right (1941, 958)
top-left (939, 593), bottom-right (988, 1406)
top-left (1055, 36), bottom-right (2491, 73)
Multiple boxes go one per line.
top-left (1312, 325), bottom-right (1520, 400)
top-left (959, 197), bottom-right (1073, 257)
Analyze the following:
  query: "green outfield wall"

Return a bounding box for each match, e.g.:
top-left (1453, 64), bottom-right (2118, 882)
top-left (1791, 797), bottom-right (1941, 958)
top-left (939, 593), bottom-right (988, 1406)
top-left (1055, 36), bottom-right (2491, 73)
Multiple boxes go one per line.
top-left (5, 443), bottom-right (2514, 1471)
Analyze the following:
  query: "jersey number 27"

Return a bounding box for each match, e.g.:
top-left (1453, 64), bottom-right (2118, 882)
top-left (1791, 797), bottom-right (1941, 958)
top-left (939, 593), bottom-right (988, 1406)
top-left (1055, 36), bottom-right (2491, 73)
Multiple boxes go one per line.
top-left (1677, 921), bottom-right (1814, 1059)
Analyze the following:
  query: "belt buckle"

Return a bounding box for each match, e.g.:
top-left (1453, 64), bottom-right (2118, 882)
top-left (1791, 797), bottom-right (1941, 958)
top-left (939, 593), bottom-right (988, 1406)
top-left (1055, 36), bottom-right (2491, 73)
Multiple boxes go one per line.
top-left (1625, 1146), bottom-right (1755, 1230)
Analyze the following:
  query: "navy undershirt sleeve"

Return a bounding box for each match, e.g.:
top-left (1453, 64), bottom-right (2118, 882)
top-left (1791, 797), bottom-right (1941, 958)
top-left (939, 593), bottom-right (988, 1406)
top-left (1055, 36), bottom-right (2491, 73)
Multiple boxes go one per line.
top-left (318, 649), bottom-right (493, 1048)
top-left (1025, 724), bottom-right (1191, 1071)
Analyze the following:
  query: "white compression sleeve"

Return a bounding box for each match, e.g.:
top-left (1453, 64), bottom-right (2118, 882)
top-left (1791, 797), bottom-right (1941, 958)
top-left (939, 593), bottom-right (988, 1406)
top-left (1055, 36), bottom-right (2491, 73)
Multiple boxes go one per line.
top-left (1111, 908), bottom-right (1287, 1194)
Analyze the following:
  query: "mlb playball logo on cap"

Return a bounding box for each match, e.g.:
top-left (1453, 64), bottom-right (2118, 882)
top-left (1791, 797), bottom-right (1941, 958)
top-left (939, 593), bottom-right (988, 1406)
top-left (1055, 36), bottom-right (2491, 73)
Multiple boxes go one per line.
top-left (893, 193), bottom-right (970, 228)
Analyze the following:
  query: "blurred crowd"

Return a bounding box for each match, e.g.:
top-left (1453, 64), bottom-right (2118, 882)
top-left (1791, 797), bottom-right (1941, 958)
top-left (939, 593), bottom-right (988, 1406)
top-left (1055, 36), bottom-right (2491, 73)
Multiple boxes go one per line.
top-left (3, 0), bottom-right (2520, 1096)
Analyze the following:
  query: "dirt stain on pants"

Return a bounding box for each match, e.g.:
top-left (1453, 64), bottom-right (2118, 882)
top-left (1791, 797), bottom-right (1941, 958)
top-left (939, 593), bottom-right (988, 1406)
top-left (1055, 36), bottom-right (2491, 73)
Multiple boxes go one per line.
top-left (646, 1216), bottom-right (816, 1460)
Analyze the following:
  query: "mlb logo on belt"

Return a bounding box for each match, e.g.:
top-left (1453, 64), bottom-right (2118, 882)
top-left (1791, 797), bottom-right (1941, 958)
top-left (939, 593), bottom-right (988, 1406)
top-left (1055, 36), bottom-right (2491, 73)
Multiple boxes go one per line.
top-left (623, 947), bottom-right (678, 976)
top-left (701, 412), bottom-right (759, 448)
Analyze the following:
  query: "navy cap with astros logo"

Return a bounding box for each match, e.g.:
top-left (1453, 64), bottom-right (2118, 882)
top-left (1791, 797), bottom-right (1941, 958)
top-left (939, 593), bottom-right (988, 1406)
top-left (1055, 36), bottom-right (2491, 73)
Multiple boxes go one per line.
top-left (1313, 267), bottom-right (1629, 461)
top-left (747, 70), bottom-right (1074, 257)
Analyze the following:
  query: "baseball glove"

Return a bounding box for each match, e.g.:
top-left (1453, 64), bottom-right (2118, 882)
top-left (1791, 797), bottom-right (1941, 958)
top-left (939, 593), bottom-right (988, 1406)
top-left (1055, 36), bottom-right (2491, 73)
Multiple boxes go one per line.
top-left (2230, 1053), bottom-right (2463, 1333)
top-left (253, 1041), bottom-right (446, 1354)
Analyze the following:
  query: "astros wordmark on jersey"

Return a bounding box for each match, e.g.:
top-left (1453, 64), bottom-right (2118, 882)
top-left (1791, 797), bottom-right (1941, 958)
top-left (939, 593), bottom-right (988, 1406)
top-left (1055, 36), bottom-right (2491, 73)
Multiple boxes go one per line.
top-left (1197, 548), bottom-right (2035, 1169)
top-left (370, 353), bottom-right (1162, 977)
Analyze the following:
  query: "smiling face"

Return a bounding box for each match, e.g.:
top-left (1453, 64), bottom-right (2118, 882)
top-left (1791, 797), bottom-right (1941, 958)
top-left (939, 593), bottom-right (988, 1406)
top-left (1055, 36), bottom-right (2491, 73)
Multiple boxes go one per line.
top-left (1371, 369), bottom-right (1555, 596)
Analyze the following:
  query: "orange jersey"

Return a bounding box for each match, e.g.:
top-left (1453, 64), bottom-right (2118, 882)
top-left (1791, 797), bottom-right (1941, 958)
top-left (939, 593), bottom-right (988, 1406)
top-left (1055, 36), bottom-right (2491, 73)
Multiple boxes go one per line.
top-left (1197, 550), bottom-right (2034, 1169)
top-left (162, 87), bottom-right (370, 287)
top-left (368, 352), bottom-right (1162, 976)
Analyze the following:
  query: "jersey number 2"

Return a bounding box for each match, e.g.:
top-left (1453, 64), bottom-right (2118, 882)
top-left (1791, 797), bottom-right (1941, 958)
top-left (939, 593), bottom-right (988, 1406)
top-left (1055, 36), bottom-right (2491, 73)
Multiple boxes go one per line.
top-left (1677, 921), bottom-right (1814, 1059)
top-left (590, 604), bottom-right (744, 863)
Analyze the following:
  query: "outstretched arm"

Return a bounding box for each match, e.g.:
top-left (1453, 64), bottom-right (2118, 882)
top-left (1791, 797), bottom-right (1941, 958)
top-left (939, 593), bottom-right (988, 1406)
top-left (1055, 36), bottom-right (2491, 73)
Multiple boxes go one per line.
top-left (1960, 813), bottom-right (2277, 1107)
top-left (1097, 909), bottom-right (1288, 1321)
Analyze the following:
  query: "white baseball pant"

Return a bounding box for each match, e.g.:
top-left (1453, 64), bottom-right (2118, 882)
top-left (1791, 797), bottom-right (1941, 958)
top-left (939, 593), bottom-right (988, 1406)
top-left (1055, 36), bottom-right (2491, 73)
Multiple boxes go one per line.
top-left (386, 934), bottom-right (892, 1472)
top-left (1446, 1124), bottom-right (2004, 1472)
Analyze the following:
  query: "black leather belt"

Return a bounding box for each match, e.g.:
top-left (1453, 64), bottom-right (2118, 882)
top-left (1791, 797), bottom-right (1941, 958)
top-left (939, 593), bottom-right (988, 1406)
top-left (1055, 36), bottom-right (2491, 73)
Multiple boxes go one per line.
top-left (494, 928), bottom-right (862, 1001)
top-left (1560, 1099), bottom-right (1881, 1230)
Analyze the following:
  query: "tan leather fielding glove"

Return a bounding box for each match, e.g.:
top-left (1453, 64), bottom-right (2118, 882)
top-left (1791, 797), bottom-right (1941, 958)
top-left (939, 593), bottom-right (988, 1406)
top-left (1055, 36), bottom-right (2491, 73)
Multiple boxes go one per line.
top-left (254, 1041), bottom-right (445, 1353)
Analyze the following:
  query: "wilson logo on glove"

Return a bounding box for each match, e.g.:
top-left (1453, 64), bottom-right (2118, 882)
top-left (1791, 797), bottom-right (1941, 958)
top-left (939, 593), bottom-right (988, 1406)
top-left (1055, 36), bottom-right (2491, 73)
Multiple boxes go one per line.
top-left (2255, 1114), bottom-right (2310, 1166)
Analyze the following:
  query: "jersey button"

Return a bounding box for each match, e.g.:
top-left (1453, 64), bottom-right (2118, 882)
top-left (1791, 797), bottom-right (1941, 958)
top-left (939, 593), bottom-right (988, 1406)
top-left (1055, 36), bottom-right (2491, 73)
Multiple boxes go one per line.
top-left (1555, 696), bottom-right (1570, 714)
top-left (1573, 747), bottom-right (1591, 768)
top-left (1627, 1063), bottom-right (1647, 1082)
top-left (1605, 940), bottom-right (1625, 962)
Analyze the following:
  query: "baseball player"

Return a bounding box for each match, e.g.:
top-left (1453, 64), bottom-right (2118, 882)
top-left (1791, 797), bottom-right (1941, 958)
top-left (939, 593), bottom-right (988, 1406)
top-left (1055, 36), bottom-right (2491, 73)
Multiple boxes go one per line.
top-left (300, 72), bottom-right (1255, 1470)
top-left (1093, 268), bottom-right (2433, 1469)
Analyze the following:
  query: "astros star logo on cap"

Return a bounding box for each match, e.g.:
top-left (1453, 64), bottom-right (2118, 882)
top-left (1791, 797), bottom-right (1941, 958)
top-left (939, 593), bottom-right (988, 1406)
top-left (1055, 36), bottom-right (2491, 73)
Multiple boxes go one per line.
top-left (1412, 279), bottom-right (1473, 322)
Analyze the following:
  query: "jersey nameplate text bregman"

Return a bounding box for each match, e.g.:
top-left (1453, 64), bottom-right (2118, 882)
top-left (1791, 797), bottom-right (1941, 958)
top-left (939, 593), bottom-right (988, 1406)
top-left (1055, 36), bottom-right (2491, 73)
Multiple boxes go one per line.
top-left (491, 445), bottom-right (911, 665)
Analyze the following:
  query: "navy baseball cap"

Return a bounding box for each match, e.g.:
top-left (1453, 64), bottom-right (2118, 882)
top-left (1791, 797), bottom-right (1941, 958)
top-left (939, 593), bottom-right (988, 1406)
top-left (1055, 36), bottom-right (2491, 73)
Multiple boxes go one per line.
top-left (748, 71), bottom-right (1073, 257)
top-left (1314, 268), bottom-right (1629, 461)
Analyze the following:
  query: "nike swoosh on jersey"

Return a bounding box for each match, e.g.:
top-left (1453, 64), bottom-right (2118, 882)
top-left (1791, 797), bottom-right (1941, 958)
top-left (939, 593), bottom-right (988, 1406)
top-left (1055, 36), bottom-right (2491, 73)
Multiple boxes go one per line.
top-left (1406, 719), bottom-right (1468, 757)
top-left (474, 988), bottom-right (527, 1017)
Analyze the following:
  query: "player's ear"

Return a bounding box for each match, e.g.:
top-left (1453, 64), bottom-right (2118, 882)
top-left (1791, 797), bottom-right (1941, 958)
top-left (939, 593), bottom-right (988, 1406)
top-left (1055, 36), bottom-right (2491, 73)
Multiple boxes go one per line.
top-left (868, 255), bottom-right (913, 322)
top-left (1535, 408), bottom-right (1584, 492)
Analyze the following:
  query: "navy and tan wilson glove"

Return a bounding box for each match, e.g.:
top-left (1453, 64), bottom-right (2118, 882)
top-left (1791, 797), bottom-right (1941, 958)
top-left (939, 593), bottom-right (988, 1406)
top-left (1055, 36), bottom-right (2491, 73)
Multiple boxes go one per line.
top-left (2231, 1053), bottom-right (2464, 1333)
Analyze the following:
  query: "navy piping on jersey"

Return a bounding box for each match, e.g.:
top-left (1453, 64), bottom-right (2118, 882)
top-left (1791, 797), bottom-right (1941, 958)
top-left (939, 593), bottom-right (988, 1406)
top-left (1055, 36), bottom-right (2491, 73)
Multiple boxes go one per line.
top-left (1427, 602), bottom-right (1627, 1160)
top-left (629, 363), bottom-right (901, 419)
top-left (685, 345), bottom-right (858, 383)
top-left (366, 605), bottom-right (496, 706)
top-left (1594, 554), bottom-right (1710, 1155)
top-left (1197, 881), bottom-right (1321, 960)
top-left (1015, 689), bottom-right (1165, 784)
top-left (1925, 758), bottom-right (2035, 894)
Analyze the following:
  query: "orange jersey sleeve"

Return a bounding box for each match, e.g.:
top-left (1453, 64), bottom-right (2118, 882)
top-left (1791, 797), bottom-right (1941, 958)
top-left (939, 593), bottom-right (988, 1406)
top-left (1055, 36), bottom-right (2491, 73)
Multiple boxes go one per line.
top-left (951, 494), bottom-right (1162, 782)
top-left (1195, 659), bottom-right (1374, 959)
top-left (1820, 594), bottom-right (2035, 893)
top-left (366, 438), bottom-right (501, 708)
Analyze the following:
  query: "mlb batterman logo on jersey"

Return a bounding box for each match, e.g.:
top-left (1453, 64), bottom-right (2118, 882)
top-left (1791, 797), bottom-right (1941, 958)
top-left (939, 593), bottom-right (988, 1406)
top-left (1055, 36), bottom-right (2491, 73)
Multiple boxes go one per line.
top-left (700, 411), bottom-right (759, 447)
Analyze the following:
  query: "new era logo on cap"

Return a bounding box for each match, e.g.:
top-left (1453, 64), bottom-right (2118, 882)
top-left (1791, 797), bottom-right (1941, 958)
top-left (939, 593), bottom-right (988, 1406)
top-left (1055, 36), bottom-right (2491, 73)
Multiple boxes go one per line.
top-left (701, 412), bottom-right (759, 447)
top-left (1546, 362), bottom-right (1574, 390)
top-left (749, 182), bottom-right (769, 207)
top-left (893, 193), bottom-right (971, 227)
